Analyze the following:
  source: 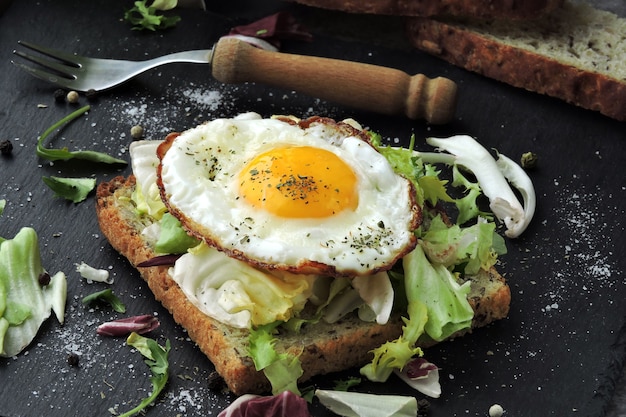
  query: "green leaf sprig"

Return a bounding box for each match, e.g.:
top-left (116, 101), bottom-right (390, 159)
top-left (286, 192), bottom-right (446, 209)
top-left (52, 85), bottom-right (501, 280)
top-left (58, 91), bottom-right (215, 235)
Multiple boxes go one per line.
top-left (42, 176), bottom-right (96, 203)
top-left (37, 105), bottom-right (126, 164)
top-left (82, 289), bottom-right (126, 313)
top-left (119, 333), bottom-right (170, 417)
top-left (124, 0), bottom-right (181, 31)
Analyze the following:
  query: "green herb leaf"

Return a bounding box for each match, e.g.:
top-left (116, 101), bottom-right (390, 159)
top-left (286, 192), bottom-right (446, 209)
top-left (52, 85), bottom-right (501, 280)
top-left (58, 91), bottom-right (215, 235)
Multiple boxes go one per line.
top-left (333, 377), bottom-right (362, 391)
top-left (119, 333), bottom-right (170, 417)
top-left (82, 289), bottom-right (126, 313)
top-left (124, 0), bottom-right (181, 31)
top-left (42, 176), bottom-right (96, 203)
top-left (37, 105), bottom-right (126, 164)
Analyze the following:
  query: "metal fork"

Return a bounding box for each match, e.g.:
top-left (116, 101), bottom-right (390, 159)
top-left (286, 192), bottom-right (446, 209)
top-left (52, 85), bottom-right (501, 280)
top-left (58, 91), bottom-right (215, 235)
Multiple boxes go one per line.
top-left (11, 37), bottom-right (459, 124)
top-left (12, 40), bottom-right (213, 92)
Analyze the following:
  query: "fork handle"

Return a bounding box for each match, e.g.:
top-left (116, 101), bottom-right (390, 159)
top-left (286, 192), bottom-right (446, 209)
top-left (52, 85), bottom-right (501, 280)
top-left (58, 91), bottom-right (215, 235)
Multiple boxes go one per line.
top-left (211, 37), bottom-right (457, 124)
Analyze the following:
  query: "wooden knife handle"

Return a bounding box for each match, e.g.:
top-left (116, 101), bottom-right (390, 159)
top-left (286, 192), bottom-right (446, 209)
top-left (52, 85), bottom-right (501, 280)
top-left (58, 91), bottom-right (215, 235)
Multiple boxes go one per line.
top-left (211, 37), bottom-right (457, 124)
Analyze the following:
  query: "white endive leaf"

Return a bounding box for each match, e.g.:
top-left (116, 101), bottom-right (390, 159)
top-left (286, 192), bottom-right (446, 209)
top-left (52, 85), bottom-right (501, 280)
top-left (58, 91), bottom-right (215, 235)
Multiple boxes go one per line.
top-left (315, 389), bottom-right (418, 417)
top-left (352, 271), bottom-right (394, 324)
top-left (0, 228), bottom-right (66, 357)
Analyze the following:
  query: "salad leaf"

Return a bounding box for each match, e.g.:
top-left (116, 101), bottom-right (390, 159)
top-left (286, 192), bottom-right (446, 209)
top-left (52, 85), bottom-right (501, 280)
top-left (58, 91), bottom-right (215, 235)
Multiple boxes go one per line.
top-left (119, 333), bottom-right (170, 417)
top-left (129, 140), bottom-right (167, 218)
top-left (155, 213), bottom-right (201, 254)
top-left (360, 300), bottom-right (426, 382)
top-left (217, 391), bottom-right (312, 417)
top-left (37, 105), bottom-right (127, 164)
top-left (248, 322), bottom-right (302, 395)
top-left (451, 165), bottom-right (489, 224)
top-left (315, 389), bottom-right (418, 417)
top-left (42, 176), bottom-right (96, 203)
top-left (151, 0), bottom-right (178, 10)
top-left (82, 289), bottom-right (126, 313)
top-left (170, 244), bottom-right (314, 328)
top-left (124, 0), bottom-right (181, 31)
top-left (420, 215), bottom-right (505, 275)
top-left (333, 377), bottom-right (362, 391)
top-left (425, 135), bottom-right (535, 238)
top-left (97, 315), bottom-right (160, 337)
top-left (403, 245), bottom-right (474, 342)
top-left (0, 227), bottom-right (67, 357)
top-left (394, 357), bottom-right (441, 398)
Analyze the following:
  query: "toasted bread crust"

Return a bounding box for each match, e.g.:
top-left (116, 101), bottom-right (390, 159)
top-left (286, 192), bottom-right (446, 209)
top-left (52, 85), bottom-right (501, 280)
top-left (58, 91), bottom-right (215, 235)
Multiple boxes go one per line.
top-left (96, 175), bottom-right (510, 395)
top-left (288, 0), bottom-right (564, 20)
top-left (406, 5), bottom-right (626, 121)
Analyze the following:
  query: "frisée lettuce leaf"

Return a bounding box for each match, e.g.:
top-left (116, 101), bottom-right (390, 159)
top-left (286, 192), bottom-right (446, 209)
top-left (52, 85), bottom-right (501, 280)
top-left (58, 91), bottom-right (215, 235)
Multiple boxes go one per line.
top-left (249, 322), bottom-right (303, 395)
top-left (361, 243), bottom-right (474, 386)
top-left (421, 215), bottom-right (506, 275)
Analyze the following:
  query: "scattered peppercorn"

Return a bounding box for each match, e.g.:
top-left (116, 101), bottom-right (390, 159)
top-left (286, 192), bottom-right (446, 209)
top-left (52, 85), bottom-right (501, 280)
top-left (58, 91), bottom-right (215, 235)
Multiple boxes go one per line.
top-left (67, 352), bottom-right (80, 367)
top-left (417, 399), bottom-right (431, 417)
top-left (85, 89), bottom-right (98, 101)
top-left (53, 88), bottom-right (67, 102)
top-left (66, 90), bottom-right (80, 104)
top-left (130, 125), bottom-right (144, 140)
top-left (38, 272), bottom-right (51, 286)
top-left (206, 370), bottom-right (225, 391)
top-left (0, 139), bottom-right (13, 156)
top-left (520, 151), bottom-right (538, 170)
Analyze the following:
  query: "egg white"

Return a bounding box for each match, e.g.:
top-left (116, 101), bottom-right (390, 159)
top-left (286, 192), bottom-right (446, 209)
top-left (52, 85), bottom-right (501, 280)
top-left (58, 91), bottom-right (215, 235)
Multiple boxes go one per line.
top-left (158, 113), bottom-right (418, 276)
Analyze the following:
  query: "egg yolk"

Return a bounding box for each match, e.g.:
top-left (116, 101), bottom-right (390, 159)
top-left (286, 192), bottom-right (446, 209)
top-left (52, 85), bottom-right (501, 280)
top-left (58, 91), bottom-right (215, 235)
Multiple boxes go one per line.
top-left (239, 146), bottom-right (358, 218)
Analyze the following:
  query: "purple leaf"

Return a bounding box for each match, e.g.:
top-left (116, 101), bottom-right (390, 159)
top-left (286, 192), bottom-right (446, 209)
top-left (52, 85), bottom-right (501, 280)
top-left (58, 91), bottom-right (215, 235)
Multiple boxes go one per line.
top-left (218, 391), bottom-right (312, 417)
top-left (228, 12), bottom-right (313, 49)
top-left (136, 254), bottom-right (181, 267)
top-left (97, 314), bottom-right (160, 337)
top-left (406, 357), bottom-right (439, 380)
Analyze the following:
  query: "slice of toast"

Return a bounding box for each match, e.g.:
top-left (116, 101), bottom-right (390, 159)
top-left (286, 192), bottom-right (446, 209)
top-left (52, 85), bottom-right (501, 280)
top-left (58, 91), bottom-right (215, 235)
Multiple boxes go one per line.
top-left (96, 175), bottom-right (511, 395)
top-left (288, 0), bottom-right (564, 20)
top-left (406, 0), bottom-right (626, 121)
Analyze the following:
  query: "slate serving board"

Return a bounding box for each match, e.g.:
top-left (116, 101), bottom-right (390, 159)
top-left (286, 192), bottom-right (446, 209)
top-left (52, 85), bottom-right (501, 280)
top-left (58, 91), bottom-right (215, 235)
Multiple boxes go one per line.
top-left (0, 1), bottom-right (624, 416)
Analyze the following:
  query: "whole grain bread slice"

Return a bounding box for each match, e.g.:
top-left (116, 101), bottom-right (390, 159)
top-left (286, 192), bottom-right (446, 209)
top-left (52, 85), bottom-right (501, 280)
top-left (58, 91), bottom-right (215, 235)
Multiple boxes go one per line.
top-left (96, 175), bottom-right (511, 395)
top-left (406, 0), bottom-right (626, 121)
top-left (289, 0), bottom-right (564, 20)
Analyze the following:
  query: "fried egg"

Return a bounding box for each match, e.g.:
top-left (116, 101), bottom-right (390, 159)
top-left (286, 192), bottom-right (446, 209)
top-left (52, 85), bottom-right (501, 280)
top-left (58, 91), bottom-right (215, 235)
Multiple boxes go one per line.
top-left (157, 113), bottom-right (420, 277)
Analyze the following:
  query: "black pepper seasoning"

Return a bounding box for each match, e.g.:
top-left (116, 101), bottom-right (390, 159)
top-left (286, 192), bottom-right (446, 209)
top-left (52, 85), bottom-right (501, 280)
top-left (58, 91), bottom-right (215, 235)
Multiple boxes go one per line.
top-left (38, 272), bottom-right (51, 286)
top-left (53, 88), bottom-right (66, 103)
top-left (67, 352), bottom-right (80, 367)
top-left (417, 399), bottom-right (431, 417)
top-left (85, 89), bottom-right (98, 101)
top-left (0, 139), bottom-right (13, 156)
top-left (206, 370), bottom-right (225, 391)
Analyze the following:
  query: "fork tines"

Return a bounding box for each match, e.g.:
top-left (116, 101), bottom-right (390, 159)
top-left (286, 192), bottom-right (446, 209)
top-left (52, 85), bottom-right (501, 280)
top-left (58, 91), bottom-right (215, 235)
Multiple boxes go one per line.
top-left (12, 40), bottom-right (80, 87)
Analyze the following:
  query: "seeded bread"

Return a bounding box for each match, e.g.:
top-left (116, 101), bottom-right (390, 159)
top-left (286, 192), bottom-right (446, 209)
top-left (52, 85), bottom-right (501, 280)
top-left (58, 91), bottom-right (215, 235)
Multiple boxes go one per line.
top-left (96, 175), bottom-right (511, 395)
top-left (406, 0), bottom-right (626, 121)
top-left (289, 0), bottom-right (564, 20)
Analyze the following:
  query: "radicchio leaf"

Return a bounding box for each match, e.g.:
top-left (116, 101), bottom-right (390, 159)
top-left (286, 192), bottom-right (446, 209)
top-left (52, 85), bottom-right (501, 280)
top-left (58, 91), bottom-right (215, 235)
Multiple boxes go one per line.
top-left (228, 12), bottom-right (313, 48)
top-left (217, 391), bottom-right (312, 417)
top-left (394, 357), bottom-right (441, 398)
top-left (97, 314), bottom-right (160, 337)
top-left (406, 357), bottom-right (439, 379)
top-left (136, 254), bottom-right (181, 267)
